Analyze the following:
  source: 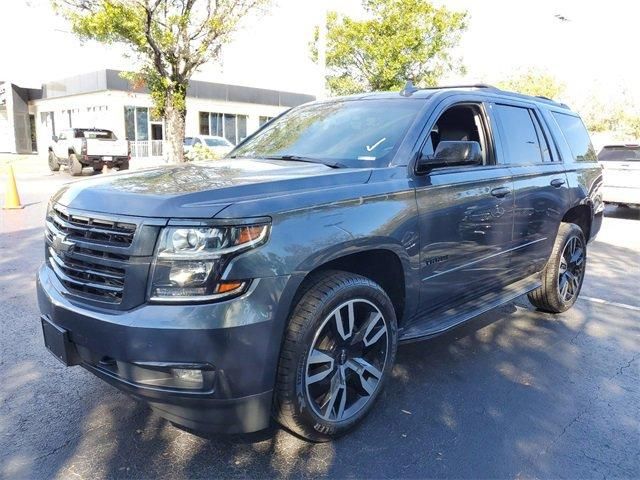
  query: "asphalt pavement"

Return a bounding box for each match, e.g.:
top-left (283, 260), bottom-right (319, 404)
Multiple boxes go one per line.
top-left (1, 168), bottom-right (638, 479)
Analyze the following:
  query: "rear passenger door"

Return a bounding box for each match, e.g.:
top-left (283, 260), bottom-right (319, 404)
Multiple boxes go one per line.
top-left (492, 102), bottom-right (570, 278)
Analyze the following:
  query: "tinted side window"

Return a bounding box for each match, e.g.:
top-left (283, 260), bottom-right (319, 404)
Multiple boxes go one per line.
top-left (551, 112), bottom-right (596, 162)
top-left (531, 111), bottom-right (553, 162)
top-left (495, 104), bottom-right (542, 164)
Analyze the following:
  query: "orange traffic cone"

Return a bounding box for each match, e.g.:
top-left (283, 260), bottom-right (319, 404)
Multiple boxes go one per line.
top-left (3, 165), bottom-right (23, 210)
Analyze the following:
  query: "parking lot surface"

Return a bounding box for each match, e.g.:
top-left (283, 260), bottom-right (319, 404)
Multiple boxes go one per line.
top-left (1, 169), bottom-right (639, 479)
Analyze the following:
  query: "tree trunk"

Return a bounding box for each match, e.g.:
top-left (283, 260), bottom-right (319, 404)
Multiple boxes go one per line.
top-left (164, 87), bottom-right (186, 163)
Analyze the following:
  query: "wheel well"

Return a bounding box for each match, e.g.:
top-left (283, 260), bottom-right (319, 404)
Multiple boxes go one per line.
top-left (299, 249), bottom-right (406, 324)
top-left (562, 205), bottom-right (592, 240)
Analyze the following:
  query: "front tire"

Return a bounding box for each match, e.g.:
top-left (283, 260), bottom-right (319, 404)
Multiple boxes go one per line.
top-left (528, 223), bottom-right (587, 313)
top-left (273, 271), bottom-right (398, 442)
top-left (69, 153), bottom-right (83, 176)
top-left (47, 151), bottom-right (60, 171)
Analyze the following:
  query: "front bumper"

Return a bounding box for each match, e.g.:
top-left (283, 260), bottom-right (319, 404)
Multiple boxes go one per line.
top-left (37, 263), bottom-right (298, 434)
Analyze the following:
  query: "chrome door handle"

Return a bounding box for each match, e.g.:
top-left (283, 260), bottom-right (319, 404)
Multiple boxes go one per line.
top-left (490, 187), bottom-right (511, 198)
top-left (550, 178), bottom-right (566, 188)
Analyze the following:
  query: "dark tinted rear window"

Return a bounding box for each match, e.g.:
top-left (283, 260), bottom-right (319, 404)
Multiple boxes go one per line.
top-left (598, 146), bottom-right (640, 162)
top-left (552, 112), bottom-right (596, 162)
top-left (495, 104), bottom-right (544, 164)
top-left (76, 129), bottom-right (115, 139)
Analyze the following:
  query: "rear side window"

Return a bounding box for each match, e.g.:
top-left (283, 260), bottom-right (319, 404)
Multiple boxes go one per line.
top-left (598, 146), bottom-right (640, 162)
top-left (552, 112), bottom-right (596, 162)
top-left (494, 104), bottom-right (548, 164)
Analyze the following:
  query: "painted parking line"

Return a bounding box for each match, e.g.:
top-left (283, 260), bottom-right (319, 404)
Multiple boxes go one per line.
top-left (580, 296), bottom-right (640, 312)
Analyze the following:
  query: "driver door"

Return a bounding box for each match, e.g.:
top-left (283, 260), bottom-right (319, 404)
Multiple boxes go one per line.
top-left (413, 100), bottom-right (515, 315)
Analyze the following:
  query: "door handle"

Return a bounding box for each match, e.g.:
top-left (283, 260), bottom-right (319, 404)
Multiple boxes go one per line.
top-left (490, 186), bottom-right (511, 198)
top-left (550, 178), bottom-right (566, 188)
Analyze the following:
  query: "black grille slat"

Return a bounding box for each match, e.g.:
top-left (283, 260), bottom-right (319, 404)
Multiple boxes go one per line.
top-left (45, 206), bottom-right (139, 305)
top-left (51, 206), bottom-right (135, 246)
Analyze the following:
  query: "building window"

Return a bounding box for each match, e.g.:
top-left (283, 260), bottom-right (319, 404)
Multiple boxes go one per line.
top-left (136, 107), bottom-right (149, 140)
top-left (124, 106), bottom-right (149, 141)
top-left (259, 116), bottom-right (274, 127)
top-left (199, 112), bottom-right (209, 135)
top-left (124, 106), bottom-right (136, 140)
top-left (199, 112), bottom-right (248, 145)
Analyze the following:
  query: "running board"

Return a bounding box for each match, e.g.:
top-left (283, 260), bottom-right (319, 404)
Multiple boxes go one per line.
top-left (399, 275), bottom-right (541, 343)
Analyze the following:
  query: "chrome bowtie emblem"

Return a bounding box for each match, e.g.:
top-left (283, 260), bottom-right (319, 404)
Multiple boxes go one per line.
top-left (52, 233), bottom-right (74, 253)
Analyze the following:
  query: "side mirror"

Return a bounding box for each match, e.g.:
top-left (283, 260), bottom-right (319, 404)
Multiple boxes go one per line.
top-left (51, 135), bottom-right (58, 142)
top-left (416, 141), bottom-right (483, 173)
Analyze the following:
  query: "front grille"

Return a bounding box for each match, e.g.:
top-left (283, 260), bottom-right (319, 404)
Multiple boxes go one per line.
top-left (48, 247), bottom-right (125, 303)
top-left (50, 205), bottom-right (136, 246)
top-left (45, 205), bottom-right (141, 305)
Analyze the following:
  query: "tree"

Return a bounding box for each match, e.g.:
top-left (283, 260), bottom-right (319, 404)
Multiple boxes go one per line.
top-left (55, 0), bottom-right (269, 162)
top-left (497, 70), bottom-right (565, 100)
top-left (578, 95), bottom-right (640, 139)
top-left (312, 0), bottom-right (468, 96)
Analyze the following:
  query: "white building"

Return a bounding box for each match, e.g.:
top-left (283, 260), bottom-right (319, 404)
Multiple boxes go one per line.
top-left (0, 69), bottom-right (315, 157)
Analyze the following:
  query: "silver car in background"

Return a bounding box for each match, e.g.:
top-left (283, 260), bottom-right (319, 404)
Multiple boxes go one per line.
top-left (598, 144), bottom-right (640, 207)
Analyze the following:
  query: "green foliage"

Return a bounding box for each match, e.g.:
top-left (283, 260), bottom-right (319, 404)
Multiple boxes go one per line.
top-left (497, 70), bottom-right (565, 100)
top-left (54, 0), bottom-right (269, 162)
top-left (314, 0), bottom-right (468, 96)
top-left (578, 95), bottom-right (640, 139)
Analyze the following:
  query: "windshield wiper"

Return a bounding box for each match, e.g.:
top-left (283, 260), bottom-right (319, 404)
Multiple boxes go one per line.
top-left (228, 153), bottom-right (346, 168)
top-left (262, 155), bottom-right (345, 169)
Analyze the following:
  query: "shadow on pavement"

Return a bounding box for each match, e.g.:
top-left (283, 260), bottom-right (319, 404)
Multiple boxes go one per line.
top-left (604, 204), bottom-right (640, 220)
top-left (1, 222), bottom-right (638, 479)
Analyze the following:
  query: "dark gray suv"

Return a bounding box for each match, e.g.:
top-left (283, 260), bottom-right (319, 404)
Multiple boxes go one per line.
top-left (37, 85), bottom-right (603, 441)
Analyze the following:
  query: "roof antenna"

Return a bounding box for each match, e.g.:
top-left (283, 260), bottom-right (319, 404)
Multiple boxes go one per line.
top-left (400, 80), bottom-right (418, 97)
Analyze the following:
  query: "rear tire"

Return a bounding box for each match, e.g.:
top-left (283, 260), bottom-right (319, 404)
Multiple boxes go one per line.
top-left (528, 223), bottom-right (586, 313)
top-left (273, 270), bottom-right (398, 442)
top-left (48, 151), bottom-right (60, 172)
top-left (93, 165), bottom-right (103, 173)
top-left (118, 160), bottom-right (129, 171)
top-left (69, 153), bottom-right (83, 176)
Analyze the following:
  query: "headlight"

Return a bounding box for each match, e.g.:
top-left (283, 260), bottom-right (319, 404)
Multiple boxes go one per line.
top-left (149, 223), bottom-right (269, 301)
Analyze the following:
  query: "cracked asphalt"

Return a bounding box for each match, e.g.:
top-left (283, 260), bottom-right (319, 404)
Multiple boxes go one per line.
top-left (1, 170), bottom-right (639, 479)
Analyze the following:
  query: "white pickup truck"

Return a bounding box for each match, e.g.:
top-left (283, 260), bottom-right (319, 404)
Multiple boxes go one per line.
top-left (48, 128), bottom-right (130, 176)
top-left (598, 144), bottom-right (640, 207)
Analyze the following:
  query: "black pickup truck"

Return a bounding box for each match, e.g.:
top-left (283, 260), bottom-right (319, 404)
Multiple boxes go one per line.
top-left (37, 85), bottom-right (603, 441)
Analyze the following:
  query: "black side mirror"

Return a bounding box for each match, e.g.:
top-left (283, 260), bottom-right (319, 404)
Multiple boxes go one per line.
top-left (51, 135), bottom-right (58, 142)
top-left (416, 141), bottom-right (483, 173)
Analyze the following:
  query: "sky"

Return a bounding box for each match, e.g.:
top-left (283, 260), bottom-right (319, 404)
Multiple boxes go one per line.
top-left (0, 0), bottom-right (637, 108)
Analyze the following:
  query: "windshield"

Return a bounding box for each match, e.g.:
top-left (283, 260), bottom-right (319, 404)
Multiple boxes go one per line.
top-left (598, 146), bottom-right (640, 161)
top-left (205, 138), bottom-right (230, 147)
top-left (78, 129), bottom-right (115, 140)
top-left (231, 99), bottom-right (423, 167)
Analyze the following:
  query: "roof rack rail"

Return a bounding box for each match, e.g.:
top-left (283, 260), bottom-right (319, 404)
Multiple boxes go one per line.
top-left (399, 82), bottom-right (499, 96)
top-left (438, 83), bottom-right (498, 89)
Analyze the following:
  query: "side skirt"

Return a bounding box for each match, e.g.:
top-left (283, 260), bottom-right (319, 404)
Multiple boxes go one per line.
top-left (398, 273), bottom-right (541, 343)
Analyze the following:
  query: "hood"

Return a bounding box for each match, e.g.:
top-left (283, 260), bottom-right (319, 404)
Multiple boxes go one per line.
top-left (53, 158), bottom-right (372, 218)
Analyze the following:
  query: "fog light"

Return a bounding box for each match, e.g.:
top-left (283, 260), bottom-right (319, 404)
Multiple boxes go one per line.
top-left (171, 368), bottom-right (204, 387)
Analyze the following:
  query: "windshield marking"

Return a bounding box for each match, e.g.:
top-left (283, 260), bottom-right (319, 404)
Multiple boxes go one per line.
top-left (366, 137), bottom-right (387, 152)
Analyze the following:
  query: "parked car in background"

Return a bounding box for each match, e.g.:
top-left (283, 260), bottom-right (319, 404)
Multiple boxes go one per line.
top-left (598, 144), bottom-right (640, 207)
top-left (48, 128), bottom-right (130, 176)
top-left (38, 85), bottom-right (602, 441)
top-left (184, 135), bottom-right (234, 160)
